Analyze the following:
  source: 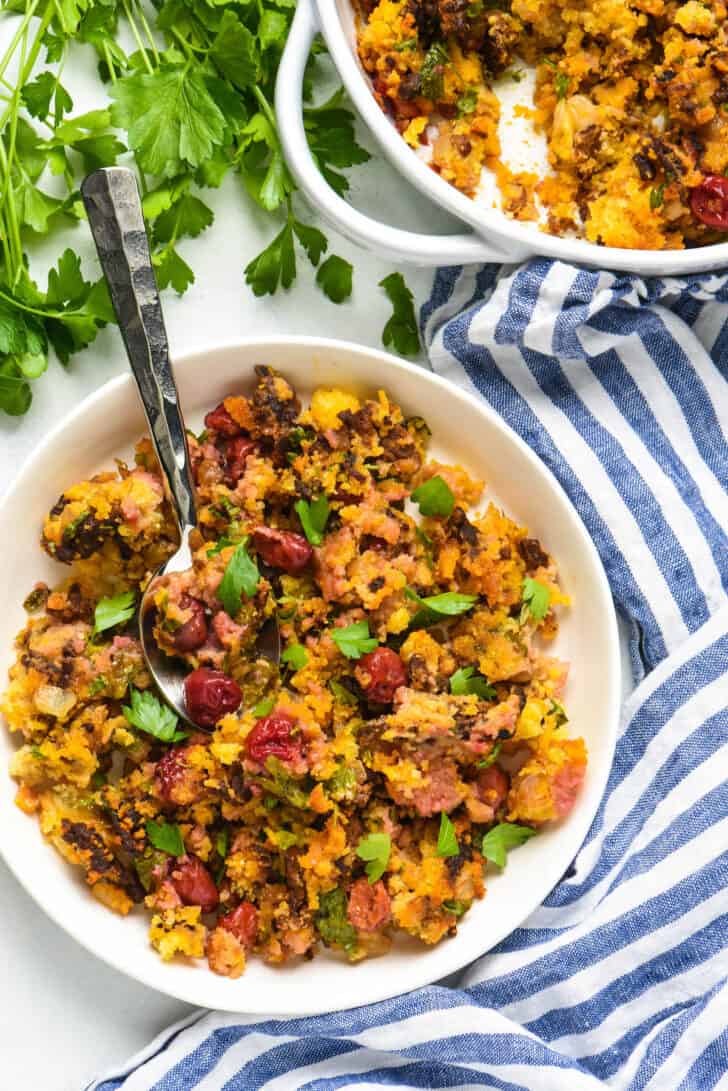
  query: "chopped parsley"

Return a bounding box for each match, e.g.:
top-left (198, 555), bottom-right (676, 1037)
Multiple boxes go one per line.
top-left (92, 591), bottom-right (136, 637)
top-left (406, 587), bottom-right (478, 627)
top-left (457, 88), bottom-right (479, 117)
top-left (295, 495), bottom-right (330, 546)
top-left (437, 812), bottom-right (459, 857)
top-left (145, 819), bottom-right (185, 857)
top-left (252, 696), bottom-right (275, 718)
top-left (520, 578), bottom-right (550, 623)
top-left (218, 538), bottom-right (260, 616)
top-left (330, 620), bottom-right (378, 660)
top-left (123, 687), bottom-right (189, 743)
top-left (281, 642), bottom-right (308, 670)
top-left (481, 822), bottom-right (536, 868)
top-left (410, 475), bottom-right (455, 518)
top-left (356, 831), bottom-right (391, 882)
top-left (650, 184), bottom-right (665, 209)
top-left (330, 680), bottom-right (358, 705)
top-left (449, 666), bottom-right (496, 700)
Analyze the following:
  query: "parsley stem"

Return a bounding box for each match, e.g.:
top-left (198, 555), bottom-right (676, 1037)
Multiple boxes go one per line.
top-left (135, 1), bottom-right (161, 67)
top-left (0, 4), bottom-right (54, 134)
top-left (253, 85), bottom-right (279, 138)
top-left (0, 0), bottom-right (39, 86)
top-left (102, 41), bottom-right (118, 84)
top-left (169, 27), bottom-right (197, 60)
top-left (122, 0), bottom-right (154, 75)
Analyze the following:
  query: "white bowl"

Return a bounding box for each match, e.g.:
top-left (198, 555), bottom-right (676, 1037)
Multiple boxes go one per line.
top-left (0, 337), bottom-right (620, 1013)
top-left (276, 0), bottom-right (728, 274)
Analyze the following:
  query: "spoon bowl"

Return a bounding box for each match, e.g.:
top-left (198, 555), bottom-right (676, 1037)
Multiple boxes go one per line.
top-left (81, 166), bottom-right (280, 730)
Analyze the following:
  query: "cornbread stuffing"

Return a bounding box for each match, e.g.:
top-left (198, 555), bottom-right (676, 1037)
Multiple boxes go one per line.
top-left (355, 0), bottom-right (728, 248)
top-left (2, 366), bottom-right (586, 975)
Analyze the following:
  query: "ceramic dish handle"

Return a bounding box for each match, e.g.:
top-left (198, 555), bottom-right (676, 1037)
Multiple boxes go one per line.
top-left (276, 0), bottom-right (510, 266)
top-left (81, 167), bottom-right (197, 538)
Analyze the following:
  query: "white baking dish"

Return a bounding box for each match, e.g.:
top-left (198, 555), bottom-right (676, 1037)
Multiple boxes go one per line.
top-left (276, 0), bottom-right (728, 272)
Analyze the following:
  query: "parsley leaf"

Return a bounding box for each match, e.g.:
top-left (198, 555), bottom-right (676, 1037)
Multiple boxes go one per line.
top-left (356, 832), bottom-right (391, 882)
top-left (450, 666), bottom-right (496, 699)
top-left (122, 690), bottom-right (176, 741)
top-left (330, 620), bottom-right (378, 660)
top-left (443, 898), bottom-right (469, 916)
top-left (411, 475), bottom-right (454, 517)
top-left (110, 67), bottom-right (227, 178)
top-left (281, 642), bottom-right (308, 670)
top-left (252, 696), bottom-right (275, 718)
top-left (210, 11), bottom-right (259, 90)
top-left (420, 42), bottom-right (449, 100)
top-left (92, 590), bottom-right (136, 636)
top-left (437, 812), bottom-right (459, 857)
top-left (146, 818), bottom-right (185, 857)
top-left (380, 273), bottom-right (420, 357)
top-left (123, 687), bottom-right (189, 743)
top-left (218, 538), bottom-right (260, 616)
top-left (520, 577), bottom-right (550, 623)
top-left (245, 220), bottom-right (296, 296)
top-left (481, 823), bottom-right (536, 868)
top-left (316, 255), bottom-right (353, 303)
top-left (295, 495), bottom-right (330, 545)
top-left (406, 587), bottom-right (478, 627)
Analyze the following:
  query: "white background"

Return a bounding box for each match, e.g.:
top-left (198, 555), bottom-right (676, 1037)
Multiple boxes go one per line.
top-left (0, 29), bottom-right (467, 1090)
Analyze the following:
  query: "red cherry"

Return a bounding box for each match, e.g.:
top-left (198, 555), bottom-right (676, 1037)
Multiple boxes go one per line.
top-left (355, 647), bottom-right (407, 703)
top-left (184, 668), bottom-right (242, 728)
top-left (253, 527), bottom-right (313, 574)
top-left (170, 856), bottom-right (219, 913)
top-left (204, 403), bottom-right (241, 437)
top-left (246, 711), bottom-right (300, 764)
top-left (219, 901), bottom-right (258, 948)
top-left (691, 176), bottom-right (728, 230)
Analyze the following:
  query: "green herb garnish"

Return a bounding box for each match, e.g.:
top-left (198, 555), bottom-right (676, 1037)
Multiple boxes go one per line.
top-left (450, 666), bottom-right (496, 699)
top-left (295, 496), bottom-right (330, 545)
top-left (520, 578), bottom-right (550, 623)
top-left (145, 819), bottom-right (185, 857)
top-left (218, 538), bottom-right (260, 616)
top-left (281, 642), bottom-right (308, 670)
top-left (481, 822), bottom-right (536, 868)
top-left (330, 620), bottom-right (378, 660)
top-left (457, 88), bottom-right (479, 117)
top-left (650, 184), bottom-right (665, 209)
top-left (410, 475), bottom-right (455, 517)
top-left (356, 832), bottom-right (391, 882)
top-left (252, 696), bottom-right (275, 718)
top-left (122, 687), bottom-right (189, 743)
top-left (92, 591), bottom-right (136, 637)
top-left (437, 812), bottom-right (459, 857)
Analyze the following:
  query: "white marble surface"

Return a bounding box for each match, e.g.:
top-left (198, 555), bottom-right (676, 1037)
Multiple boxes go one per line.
top-left (0, 34), bottom-right (468, 1088)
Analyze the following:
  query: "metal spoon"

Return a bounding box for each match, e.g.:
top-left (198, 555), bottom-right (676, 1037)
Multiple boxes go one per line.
top-left (81, 166), bottom-right (279, 727)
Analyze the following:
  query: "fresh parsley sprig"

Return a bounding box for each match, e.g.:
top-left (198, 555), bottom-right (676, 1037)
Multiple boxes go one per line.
top-left (123, 687), bottom-right (189, 743)
top-left (92, 590), bottom-right (136, 637)
top-left (410, 475), bottom-right (454, 517)
top-left (330, 619), bottom-right (379, 660)
top-left (356, 832), bottom-right (391, 883)
top-left (295, 495), bottom-right (330, 546)
top-left (218, 538), bottom-right (260, 617)
top-left (0, 0), bottom-right (419, 415)
top-left (481, 822), bottom-right (536, 868)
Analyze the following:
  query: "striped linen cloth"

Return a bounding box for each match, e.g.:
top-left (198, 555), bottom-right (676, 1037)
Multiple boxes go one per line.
top-left (90, 259), bottom-right (728, 1091)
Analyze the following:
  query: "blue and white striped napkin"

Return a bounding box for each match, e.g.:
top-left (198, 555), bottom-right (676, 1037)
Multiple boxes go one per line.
top-left (90, 259), bottom-right (728, 1091)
